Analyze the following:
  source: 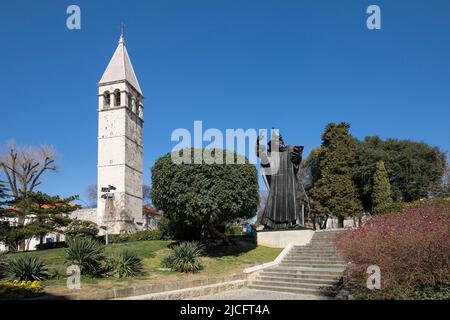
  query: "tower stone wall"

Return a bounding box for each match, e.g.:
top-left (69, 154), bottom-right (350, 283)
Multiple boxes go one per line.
top-left (96, 35), bottom-right (144, 234)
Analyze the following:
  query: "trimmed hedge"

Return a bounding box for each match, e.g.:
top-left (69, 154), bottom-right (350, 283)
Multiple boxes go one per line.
top-left (106, 229), bottom-right (162, 244)
top-left (36, 241), bottom-right (67, 251)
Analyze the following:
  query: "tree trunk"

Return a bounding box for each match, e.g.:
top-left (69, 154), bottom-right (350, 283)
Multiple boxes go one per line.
top-left (338, 217), bottom-right (344, 229)
top-left (207, 224), bottom-right (231, 246)
top-left (320, 217), bottom-right (328, 230)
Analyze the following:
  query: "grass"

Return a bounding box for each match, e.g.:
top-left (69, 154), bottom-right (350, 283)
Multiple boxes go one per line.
top-left (2, 239), bottom-right (281, 298)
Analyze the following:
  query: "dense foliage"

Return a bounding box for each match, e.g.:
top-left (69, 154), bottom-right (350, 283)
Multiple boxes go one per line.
top-left (371, 161), bottom-right (392, 213)
top-left (152, 148), bottom-right (259, 241)
top-left (65, 237), bottom-right (105, 276)
top-left (7, 254), bottom-right (48, 281)
top-left (308, 123), bottom-right (362, 227)
top-left (0, 192), bottom-right (79, 251)
top-left (336, 199), bottom-right (450, 299)
top-left (0, 252), bottom-right (8, 279)
top-left (107, 229), bottom-right (162, 243)
top-left (353, 136), bottom-right (446, 210)
top-left (162, 241), bottom-right (204, 273)
top-left (303, 124), bottom-right (448, 223)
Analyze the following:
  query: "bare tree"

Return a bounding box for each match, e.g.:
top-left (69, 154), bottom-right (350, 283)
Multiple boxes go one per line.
top-left (255, 190), bottom-right (268, 226)
top-left (0, 141), bottom-right (58, 198)
top-left (86, 184), bottom-right (97, 207)
top-left (143, 184), bottom-right (152, 206)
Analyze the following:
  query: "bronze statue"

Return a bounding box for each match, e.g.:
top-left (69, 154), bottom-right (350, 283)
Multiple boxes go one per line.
top-left (256, 131), bottom-right (304, 229)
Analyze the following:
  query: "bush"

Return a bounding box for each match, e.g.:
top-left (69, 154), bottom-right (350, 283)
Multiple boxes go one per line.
top-left (0, 280), bottom-right (42, 298)
top-left (129, 229), bottom-right (162, 242)
top-left (65, 238), bottom-right (105, 276)
top-left (107, 229), bottom-right (162, 244)
top-left (36, 241), bottom-right (67, 251)
top-left (0, 252), bottom-right (8, 279)
top-left (65, 219), bottom-right (99, 241)
top-left (336, 199), bottom-right (450, 299)
top-left (7, 255), bottom-right (48, 281)
top-left (151, 149), bottom-right (259, 241)
top-left (161, 241), bottom-right (204, 273)
top-left (108, 250), bottom-right (143, 278)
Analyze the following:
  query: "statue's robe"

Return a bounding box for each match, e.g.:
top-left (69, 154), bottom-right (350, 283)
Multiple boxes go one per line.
top-left (259, 144), bottom-right (303, 229)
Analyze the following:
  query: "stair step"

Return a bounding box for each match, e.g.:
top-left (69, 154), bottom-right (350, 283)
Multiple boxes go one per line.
top-left (280, 263), bottom-right (346, 269)
top-left (251, 280), bottom-right (334, 290)
top-left (261, 271), bottom-right (341, 279)
top-left (283, 259), bottom-right (346, 263)
top-left (286, 255), bottom-right (343, 259)
top-left (257, 276), bottom-right (337, 285)
top-left (248, 284), bottom-right (328, 295)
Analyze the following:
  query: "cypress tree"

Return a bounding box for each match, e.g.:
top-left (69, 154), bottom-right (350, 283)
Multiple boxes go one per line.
top-left (310, 123), bottom-right (362, 228)
top-left (371, 160), bottom-right (392, 213)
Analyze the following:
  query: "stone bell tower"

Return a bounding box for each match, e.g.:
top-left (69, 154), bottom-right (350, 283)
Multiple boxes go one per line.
top-left (97, 31), bottom-right (144, 234)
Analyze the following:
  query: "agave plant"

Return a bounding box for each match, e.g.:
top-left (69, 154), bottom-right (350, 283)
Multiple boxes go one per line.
top-left (8, 254), bottom-right (48, 281)
top-left (65, 237), bottom-right (105, 276)
top-left (0, 251), bottom-right (9, 279)
top-left (162, 241), bottom-right (204, 273)
top-left (110, 250), bottom-right (143, 278)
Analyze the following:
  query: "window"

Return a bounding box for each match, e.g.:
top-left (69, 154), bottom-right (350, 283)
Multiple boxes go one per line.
top-left (115, 90), bottom-right (121, 106)
top-left (104, 91), bottom-right (111, 107)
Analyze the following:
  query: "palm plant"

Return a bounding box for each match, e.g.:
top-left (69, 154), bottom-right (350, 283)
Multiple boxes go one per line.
top-left (65, 237), bottom-right (105, 276)
top-left (0, 251), bottom-right (9, 279)
top-left (110, 250), bottom-right (143, 278)
top-left (162, 241), bottom-right (204, 273)
top-left (8, 254), bottom-right (48, 281)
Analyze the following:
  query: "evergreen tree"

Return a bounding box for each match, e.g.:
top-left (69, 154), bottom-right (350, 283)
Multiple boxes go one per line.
top-left (1, 192), bottom-right (79, 251)
top-left (310, 123), bottom-right (362, 228)
top-left (152, 148), bottom-right (259, 243)
top-left (371, 160), bottom-right (393, 213)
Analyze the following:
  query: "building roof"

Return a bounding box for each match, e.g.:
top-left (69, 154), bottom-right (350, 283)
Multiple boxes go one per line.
top-left (99, 34), bottom-right (143, 95)
top-left (143, 205), bottom-right (162, 217)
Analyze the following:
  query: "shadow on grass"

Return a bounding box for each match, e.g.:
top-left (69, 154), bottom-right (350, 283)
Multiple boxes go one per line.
top-left (202, 237), bottom-right (257, 258)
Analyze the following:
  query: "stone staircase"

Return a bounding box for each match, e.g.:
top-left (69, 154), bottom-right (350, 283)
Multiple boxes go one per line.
top-left (248, 230), bottom-right (346, 296)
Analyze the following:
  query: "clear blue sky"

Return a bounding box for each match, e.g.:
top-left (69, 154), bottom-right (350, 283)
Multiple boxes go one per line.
top-left (0, 0), bottom-right (449, 203)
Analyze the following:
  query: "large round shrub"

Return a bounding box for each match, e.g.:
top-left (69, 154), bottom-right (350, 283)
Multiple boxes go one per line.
top-left (151, 148), bottom-right (259, 241)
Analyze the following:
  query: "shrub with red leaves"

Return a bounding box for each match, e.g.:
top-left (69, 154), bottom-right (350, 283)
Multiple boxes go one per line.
top-left (336, 199), bottom-right (450, 299)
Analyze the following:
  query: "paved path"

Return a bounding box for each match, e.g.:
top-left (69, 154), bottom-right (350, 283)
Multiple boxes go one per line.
top-left (190, 288), bottom-right (332, 300)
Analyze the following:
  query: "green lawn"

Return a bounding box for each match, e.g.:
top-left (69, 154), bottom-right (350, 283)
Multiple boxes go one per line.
top-left (3, 239), bottom-right (281, 297)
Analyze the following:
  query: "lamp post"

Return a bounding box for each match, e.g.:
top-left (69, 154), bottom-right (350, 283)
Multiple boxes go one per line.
top-left (100, 226), bottom-right (108, 245)
top-left (99, 185), bottom-right (116, 245)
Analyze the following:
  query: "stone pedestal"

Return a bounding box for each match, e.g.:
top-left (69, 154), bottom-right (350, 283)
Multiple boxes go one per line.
top-left (257, 229), bottom-right (314, 248)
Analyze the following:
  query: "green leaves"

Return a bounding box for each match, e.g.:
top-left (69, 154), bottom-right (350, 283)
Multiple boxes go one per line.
top-left (7, 254), bottom-right (48, 281)
top-left (151, 148), bottom-right (259, 240)
top-left (310, 123), bottom-right (362, 223)
top-left (108, 250), bottom-right (143, 278)
top-left (65, 237), bottom-right (105, 276)
top-left (161, 241), bottom-right (204, 273)
top-left (371, 161), bottom-right (393, 213)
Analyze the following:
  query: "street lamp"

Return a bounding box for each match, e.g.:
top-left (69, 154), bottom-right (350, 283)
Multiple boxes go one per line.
top-left (99, 185), bottom-right (116, 245)
top-left (100, 226), bottom-right (108, 245)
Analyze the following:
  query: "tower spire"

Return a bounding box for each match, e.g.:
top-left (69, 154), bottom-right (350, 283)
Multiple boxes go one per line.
top-left (119, 22), bottom-right (125, 43)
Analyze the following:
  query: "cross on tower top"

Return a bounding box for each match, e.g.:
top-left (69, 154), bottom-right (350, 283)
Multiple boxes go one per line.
top-left (119, 22), bottom-right (125, 44)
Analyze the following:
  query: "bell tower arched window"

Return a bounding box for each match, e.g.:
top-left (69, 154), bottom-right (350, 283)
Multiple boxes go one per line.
top-left (114, 90), bottom-right (121, 106)
top-left (104, 91), bottom-right (111, 107)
